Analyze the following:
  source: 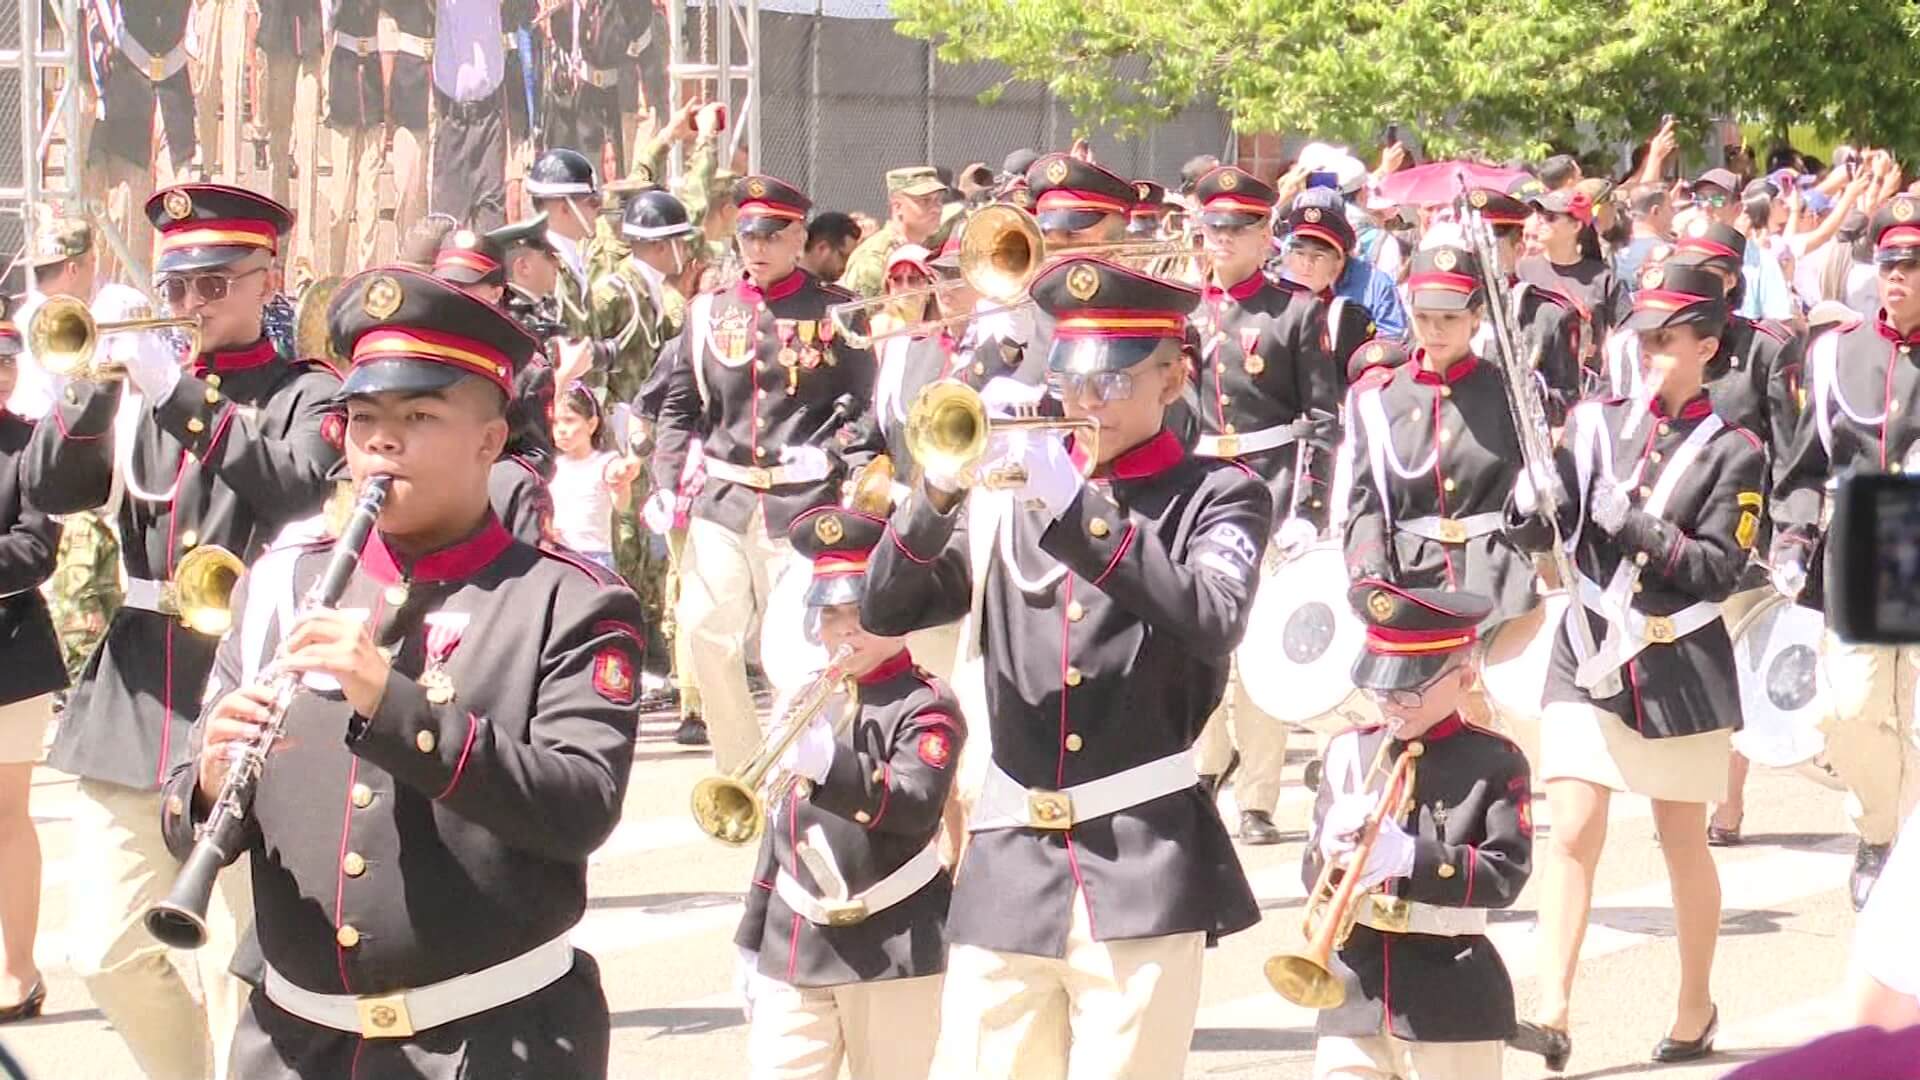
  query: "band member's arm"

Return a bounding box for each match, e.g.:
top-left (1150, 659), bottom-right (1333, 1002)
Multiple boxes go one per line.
top-left (733, 834), bottom-right (779, 954)
top-left (1293, 298), bottom-right (1346, 512)
top-left (490, 458), bottom-right (553, 547)
top-left (22, 381), bottom-right (120, 514)
top-left (1771, 359), bottom-right (1831, 557)
top-left (1300, 741), bottom-right (1343, 893)
top-left (151, 365), bottom-right (343, 512)
top-left (1534, 297), bottom-right (1583, 424)
top-left (1342, 408), bottom-right (1392, 579)
top-left (1504, 441), bottom-right (1583, 553)
top-left (824, 305), bottom-right (881, 464)
top-left (345, 586), bottom-right (646, 860)
top-left (810, 704), bottom-right (963, 837)
top-left (1401, 753), bottom-right (1533, 909)
top-left (0, 486), bottom-right (58, 596)
top-left (1041, 468), bottom-right (1270, 653)
top-left (1615, 437), bottom-right (1765, 601)
top-left (649, 334), bottom-right (703, 491)
top-left (861, 493), bottom-right (974, 635)
top-left (1765, 332), bottom-right (1807, 497)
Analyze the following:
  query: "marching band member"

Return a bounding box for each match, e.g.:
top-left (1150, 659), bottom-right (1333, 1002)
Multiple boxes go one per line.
top-left (863, 257), bottom-right (1267, 1080)
top-left (1275, 190), bottom-right (1384, 373)
top-left (163, 267), bottom-right (645, 1078)
top-left (1774, 194), bottom-right (1920, 910)
top-left (1127, 179), bottom-right (1170, 239)
top-left (871, 233), bottom-right (975, 468)
top-left (735, 500), bottom-right (964, 1080)
top-left (1511, 264), bottom-right (1763, 1069)
top-left (650, 174), bottom-right (877, 765)
top-left (1465, 187), bottom-right (1585, 420)
top-left (1305, 582), bottom-right (1532, 1080)
top-left (23, 183), bottom-right (341, 1080)
top-left (1186, 165), bottom-right (1346, 843)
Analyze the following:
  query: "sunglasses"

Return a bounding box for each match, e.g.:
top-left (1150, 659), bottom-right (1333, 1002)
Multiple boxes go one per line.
top-left (1046, 368), bottom-right (1159, 404)
top-left (156, 265), bottom-right (266, 306)
top-left (1361, 662), bottom-right (1464, 709)
top-left (1696, 192), bottom-right (1732, 209)
top-left (1201, 220), bottom-right (1264, 239)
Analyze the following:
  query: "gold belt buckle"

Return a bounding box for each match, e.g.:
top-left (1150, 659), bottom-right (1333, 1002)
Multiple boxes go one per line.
top-left (820, 899), bottom-right (870, 927)
top-left (1213, 434), bottom-right (1239, 457)
top-left (1644, 614), bottom-right (1677, 644)
top-left (148, 57), bottom-right (167, 80)
top-left (744, 466), bottom-right (772, 489)
top-left (1028, 790), bottom-right (1074, 830)
top-left (355, 39), bottom-right (371, 57)
top-left (156, 581), bottom-right (181, 617)
top-left (1436, 517), bottom-right (1469, 544)
top-left (355, 993), bottom-right (416, 1039)
top-left (1369, 895), bottom-right (1412, 933)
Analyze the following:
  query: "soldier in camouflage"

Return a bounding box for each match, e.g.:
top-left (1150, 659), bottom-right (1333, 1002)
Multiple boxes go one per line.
top-left (838, 166), bottom-right (947, 298)
top-left (49, 514), bottom-right (122, 683)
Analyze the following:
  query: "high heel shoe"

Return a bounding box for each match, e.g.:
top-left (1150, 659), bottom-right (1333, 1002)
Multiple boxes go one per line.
top-left (1509, 1020), bottom-right (1572, 1072)
top-left (1652, 1004), bottom-right (1718, 1063)
top-left (0, 980), bottom-right (45, 1025)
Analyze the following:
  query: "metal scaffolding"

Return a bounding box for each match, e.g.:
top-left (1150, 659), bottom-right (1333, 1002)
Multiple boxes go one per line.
top-left (665, 0), bottom-right (761, 180)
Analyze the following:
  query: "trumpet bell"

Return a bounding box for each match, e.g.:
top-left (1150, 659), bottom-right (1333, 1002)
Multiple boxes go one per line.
top-left (905, 380), bottom-right (990, 481)
top-left (690, 775), bottom-right (765, 846)
top-left (1264, 952), bottom-right (1346, 1009)
top-left (30, 295), bottom-right (105, 379)
top-left (172, 544), bottom-right (246, 637)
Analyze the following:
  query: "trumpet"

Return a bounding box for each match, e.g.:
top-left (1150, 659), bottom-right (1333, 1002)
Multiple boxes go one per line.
top-left (905, 379), bottom-right (1098, 489)
top-left (1265, 738), bottom-right (1422, 1009)
top-left (29, 295), bottom-right (203, 381)
top-left (827, 203), bottom-right (1205, 348)
top-left (691, 642), bottom-right (856, 846)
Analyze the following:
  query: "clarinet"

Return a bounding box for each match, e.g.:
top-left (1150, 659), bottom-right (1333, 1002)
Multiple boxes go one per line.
top-left (145, 475), bottom-right (395, 950)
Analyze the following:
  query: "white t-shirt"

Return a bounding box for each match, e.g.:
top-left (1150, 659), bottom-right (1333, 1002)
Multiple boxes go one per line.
top-left (549, 449), bottom-right (618, 552)
top-left (1856, 802), bottom-right (1920, 997)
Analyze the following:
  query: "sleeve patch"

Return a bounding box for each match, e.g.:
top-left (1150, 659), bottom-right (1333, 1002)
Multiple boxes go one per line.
top-left (1199, 522), bottom-right (1258, 567)
top-left (592, 646), bottom-right (638, 704)
top-left (917, 729), bottom-right (953, 768)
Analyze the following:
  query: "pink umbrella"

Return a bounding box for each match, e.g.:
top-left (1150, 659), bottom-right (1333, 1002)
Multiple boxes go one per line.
top-left (1375, 161), bottom-right (1532, 207)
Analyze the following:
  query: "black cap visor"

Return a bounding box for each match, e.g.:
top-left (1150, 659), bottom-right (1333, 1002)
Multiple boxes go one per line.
top-left (737, 214), bottom-right (797, 238)
top-left (1199, 208), bottom-right (1265, 228)
top-left (337, 357), bottom-right (474, 400)
top-left (804, 573), bottom-right (867, 608)
top-left (155, 243), bottom-right (262, 275)
top-left (1037, 208), bottom-right (1109, 234)
top-left (1351, 649), bottom-right (1455, 692)
top-left (1621, 299), bottom-right (1727, 335)
top-left (1047, 335), bottom-right (1166, 374)
top-left (1409, 286), bottom-right (1478, 313)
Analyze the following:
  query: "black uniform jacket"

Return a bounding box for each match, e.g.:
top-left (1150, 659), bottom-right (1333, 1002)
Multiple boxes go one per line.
top-left (651, 270), bottom-right (877, 534)
top-left (1344, 354), bottom-right (1537, 626)
top-left (1305, 716), bottom-right (1532, 1042)
top-left (1191, 272), bottom-right (1344, 529)
top-left (1506, 278), bottom-right (1583, 422)
top-left (161, 518), bottom-right (643, 1078)
top-left (735, 652), bottom-right (963, 988)
top-left (1513, 393), bottom-right (1764, 737)
top-left (490, 451), bottom-right (555, 547)
top-left (863, 428), bottom-right (1267, 956)
top-left (870, 331), bottom-right (966, 471)
top-left (0, 411), bottom-right (65, 706)
top-left (25, 340), bottom-right (340, 789)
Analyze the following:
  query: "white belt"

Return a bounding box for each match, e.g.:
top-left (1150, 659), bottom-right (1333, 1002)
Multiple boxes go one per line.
top-left (116, 29), bottom-right (189, 82)
top-left (331, 31), bottom-right (378, 58)
top-left (577, 60), bottom-right (621, 90)
top-left (970, 753), bottom-right (1198, 832)
top-left (1354, 895), bottom-right (1488, 937)
top-left (704, 456), bottom-right (806, 490)
top-left (1193, 425), bottom-right (1297, 459)
top-left (122, 577), bottom-right (168, 614)
top-left (1571, 573), bottom-right (1720, 689)
top-left (379, 28), bottom-right (434, 59)
top-left (1397, 512), bottom-right (1505, 545)
top-left (263, 933), bottom-right (572, 1039)
top-left (774, 842), bottom-right (943, 927)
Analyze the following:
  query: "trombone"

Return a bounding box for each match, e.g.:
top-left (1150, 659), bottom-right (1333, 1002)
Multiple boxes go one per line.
top-left (827, 204), bottom-right (1204, 349)
top-left (1265, 738), bottom-right (1422, 1009)
top-left (906, 379), bottom-right (1098, 489)
top-left (29, 295), bottom-right (203, 381)
top-left (691, 642), bottom-right (855, 845)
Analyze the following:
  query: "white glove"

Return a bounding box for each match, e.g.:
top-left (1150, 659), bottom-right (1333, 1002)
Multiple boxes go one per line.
top-left (778, 444), bottom-right (833, 484)
top-left (641, 489), bottom-right (675, 536)
top-left (734, 946), bottom-right (761, 1022)
top-left (1772, 558), bottom-right (1808, 599)
top-left (1588, 475), bottom-right (1631, 535)
top-left (777, 711), bottom-right (837, 785)
top-left (978, 375), bottom-right (1045, 417)
top-left (120, 329), bottom-right (183, 402)
top-left (553, 336), bottom-right (595, 386)
top-left (1319, 794), bottom-right (1416, 890)
top-left (1009, 432), bottom-right (1083, 519)
top-left (1275, 516), bottom-right (1318, 559)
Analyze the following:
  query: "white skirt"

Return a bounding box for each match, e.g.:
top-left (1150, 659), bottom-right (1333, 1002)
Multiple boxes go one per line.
top-left (1539, 701), bottom-right (1730, 804)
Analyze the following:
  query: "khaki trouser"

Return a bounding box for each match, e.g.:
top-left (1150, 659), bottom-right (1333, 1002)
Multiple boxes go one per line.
top-left (665, 525), bottom-right (702, 718)
top-left (190, 0), bottom-right (246, 180)
top-left (324, 124), bottom-right (425, 276)
top-left (680, 508), bottom-right (794, 772)
top-left (1312, 1033), bottom-right (1504, 1080)
top-left (748, 973), bottom-right (944, 1080)
top-left (1195, 660), bottom-right (1288, 816)
top-left (258, 38), bottom-right (326, 278)
top-left (930, 891), bottom-right (1206, 1080)
top-left (1819, 633), bottom-right (1920, 845)
top-left (65, 778), bottom-right (251, 1080)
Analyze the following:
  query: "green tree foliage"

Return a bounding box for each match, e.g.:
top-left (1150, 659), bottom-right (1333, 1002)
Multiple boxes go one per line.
top-left (893, 0), bottom-right (1920, 159)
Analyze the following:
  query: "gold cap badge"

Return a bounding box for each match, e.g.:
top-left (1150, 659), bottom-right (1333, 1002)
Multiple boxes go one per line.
top-left (364, 276), bottom-right (404, 320)
top-left (1303, 207), bottom-right (1322, 223)
top-left (1433, 248), bottom-right (1457, 272)
top-left (1367, 589), bottom-right (1397, 621)
top-left (453, 229), bottom-right (478, 249)
top-left (1642, 266), bottom-right (1665, 289)
top-left (1045, 158), bottom-right (1070, 185)
top-left (1469, 190), bottom-right (1489, 208)
top-left (1218, 170), bottom-right (1239, 191)
top-left (814, 514), bottom-right (844, 544)
top-left (1065, 264), bottom-right (1100, 301)
top-left (1365, 342), bottom-right (1385, 365)
top-left (1897, 200), bottom-right (1917, 223)
top-left (162, 190), bottom-right (193, 221)
top-left (746, 178), bottom-right (768, 198)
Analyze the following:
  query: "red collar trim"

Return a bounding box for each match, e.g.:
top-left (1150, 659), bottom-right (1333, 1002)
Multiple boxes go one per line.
top-left (1677, 236), bottom-right (1736, 260)
top-left (1651, 392), bottom-right (1713, 421)
top-left (1070, 426), bottom-right (1183, 480)
top-left (1421, 714), bottom-right (1467, 741)
top-left (361, 514), bottom-right (515, 585)
top-left (1874, 312), bottom-right (1920, 347)
top-left (1412, 352), bottom-right (1478, 385)
top-left (193, 337), bottom-right (277, 377)
top-left (856, 649), bottom-right (914, 686)
top-left (1204, 272), bottom-right (1266, 303)
top-left (737, 269), bottom-right (807, 305)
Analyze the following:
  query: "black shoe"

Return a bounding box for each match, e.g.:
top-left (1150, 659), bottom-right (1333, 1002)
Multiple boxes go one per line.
top-left (1301, 757), bottom-right (1324, 792)
top-left (0, 980), bottom-right (45, 1025)
top-left (1652, 1004), bottom-right (1718, 1063)
top-left (673, 716), bottom-right (710, 746)
top-left (1851, 841), bottom-right (1892, 911)
top-left (1239, 810), bottom-right (1281, 845)
top-left (1509, 1021), bottom-right (1571, 1072)
top-left (1706, 817), bottom-right (1742, 846)
top-left (1198, 773), bottom-right (1223, 801)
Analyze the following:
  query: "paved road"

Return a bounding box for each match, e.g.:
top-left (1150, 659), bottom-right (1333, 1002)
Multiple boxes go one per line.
top-left (1, 709), bottom-right (1873, 1079)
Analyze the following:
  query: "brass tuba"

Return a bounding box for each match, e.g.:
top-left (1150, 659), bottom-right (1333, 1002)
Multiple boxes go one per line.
top-left (905, 379), bottom-right (1098, 489)
top-left (29, 295), bottom-right (203, 381)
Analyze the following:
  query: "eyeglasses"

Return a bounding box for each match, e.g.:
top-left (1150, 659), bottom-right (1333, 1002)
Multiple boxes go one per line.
top-left (1047, 369), bottom-right (1142, 404)
top-left (1201, 220), bottom-right (1263, 239)
top-left (1360, 663), bottom-right (1463, 709)
top-left (156, 266), bottom-right (266, 306)
top-left (1286, 242), bottom-right (1339, 265)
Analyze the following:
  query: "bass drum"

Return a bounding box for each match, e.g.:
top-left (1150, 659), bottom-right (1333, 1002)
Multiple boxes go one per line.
top-left (1729, 592), bottom-right (1839, 787)
top-left (1483, 591), bottom-right (1568, 727)
top-left (1238, 542), bottom-right (1372, 730)
top-left (756, 553), bottom-right (828, 696)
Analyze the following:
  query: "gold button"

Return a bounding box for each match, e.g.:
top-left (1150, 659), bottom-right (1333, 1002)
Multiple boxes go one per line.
top-left (1064, 666), bottom-right (1083, 687)
top-left (1632, 581), bottom-right (1644, 593)
top-left (1437, 863), bottom-right (1457, 879)
top-left (1219, 395), bottom-right (1231, 406)
top-left (384, 584), bottom-right (409, 606)
top-left (343, 852), bottom-right (367, 877)
top-left (757, 389), bottom-right (768, 400)
top-left (854, 810), bottom-right (872, 824)
top-left (1066, 601), bottom-right (1085, 622)
top-left (179, 529), bottom-right (198, 549)
top-left (204, 387), bottom-right (221, 405)
top-left (1650, 451), bottom-right (1663, 463)
top-left (1222, 423), bottom-right (1237, 434)
top-left (1065, 733), bottom-right (1084, 752)
top-left (754, 446), bottom-right (767, 460)
top-left (1215, 361), bottom-right (1225, 373)
top-left (206, 373), bottom-right (222, 389)
top-left (1442, 478), bottom-right (1456, 493)
top-left (351, 784), bottom-right (374, 808)
top-left (64, 385), bottom-right (78, 404)
top-left (1658, 422), bottom-right (1672, 436)
top-left (1437, 429), bottom-right (1452, 445)
top-left (1638, 486), bottom-right (1652, 498)
top-left (186, 417), bottom-right (205, 434)
top-left (336, 925), bottom-right (361, 948)
top-left (166, 795), bottom-right (185, 817)
top-left (973, 363), bottom-right (985, 375)
top-left (757, 416), bottom-right (768, 428)
top-left (872, 767), bottom-right (885, 783)
top-left (1634, 552), bottom-right (1649, 566)
top-left (1089, 519), bottom-right (1110, 538)
top-left (1439, 386), bottom-right (1452, 398)
top-left (416, 730), bottom-right (437, 753)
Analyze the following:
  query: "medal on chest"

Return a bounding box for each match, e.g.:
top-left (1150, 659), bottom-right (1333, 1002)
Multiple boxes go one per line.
top-left (711, 304), bottom-right (755, 364)
top-left (420, 611), bottom-right (470, 705)
top-left (775, 319), bottom-right (801, 394)
top-left (1240, 326), bottom-right (1265, 375)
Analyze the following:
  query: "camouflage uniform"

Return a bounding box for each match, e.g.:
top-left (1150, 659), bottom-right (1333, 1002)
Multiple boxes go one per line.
top-left (49, 511), bottom-right (122, 682)
top-left (837, 166), bottom-right (946, 298)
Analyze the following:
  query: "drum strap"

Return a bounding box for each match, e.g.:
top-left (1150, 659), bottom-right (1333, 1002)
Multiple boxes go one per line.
top-left (1808, 331), bottom-right (1872, 458)
top-left (689, 292), bottom-right (714, 411)
top-left (1356, 386), bottom-right (1438, 542)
